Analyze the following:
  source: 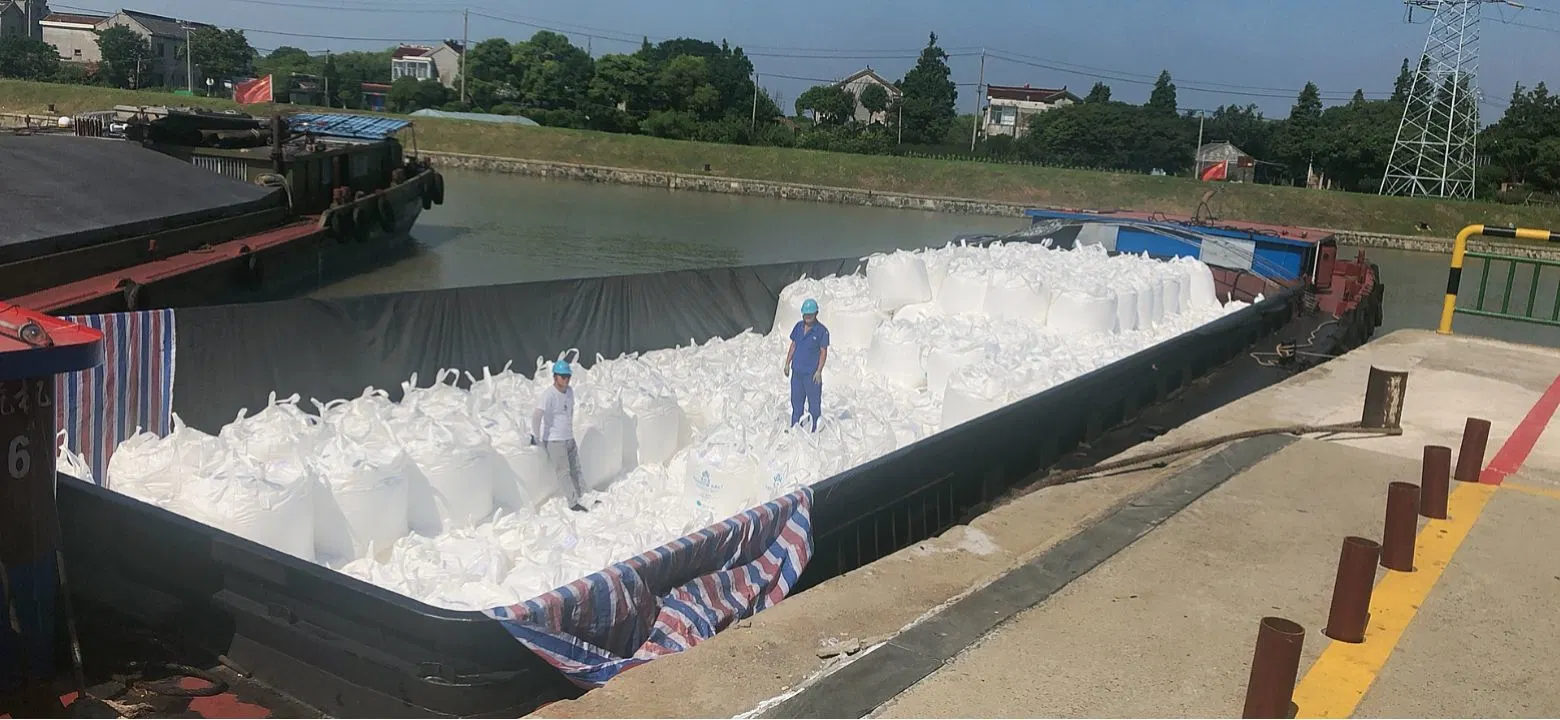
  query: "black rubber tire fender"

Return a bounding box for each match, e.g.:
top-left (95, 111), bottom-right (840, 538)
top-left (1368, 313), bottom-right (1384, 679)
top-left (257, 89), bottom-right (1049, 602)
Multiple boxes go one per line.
top-left (431, 171), bottom-right (445, 205)
top-left (327, 209), bottom-right (351, 243)
top-left (352, 204), bottom-right (374, 242)
top-left (377, 194), bottom-right (396, 233)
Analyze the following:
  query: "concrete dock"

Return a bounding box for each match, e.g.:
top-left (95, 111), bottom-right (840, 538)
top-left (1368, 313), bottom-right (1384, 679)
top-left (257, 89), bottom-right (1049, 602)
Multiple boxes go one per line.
top-left (528, 329), bottom-right (1560, 719)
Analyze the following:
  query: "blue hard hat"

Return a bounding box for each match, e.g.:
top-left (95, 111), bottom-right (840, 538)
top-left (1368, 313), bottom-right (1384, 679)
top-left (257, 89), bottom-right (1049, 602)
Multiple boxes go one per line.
top-left (552, 359), bottom-right (573, 376)
top-left (800, 298), bottom-right (819, 315)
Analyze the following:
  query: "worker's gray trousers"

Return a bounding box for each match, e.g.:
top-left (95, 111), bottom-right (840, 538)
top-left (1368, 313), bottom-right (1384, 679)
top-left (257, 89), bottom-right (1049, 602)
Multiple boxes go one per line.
top-left (544, 439), bottom-right (585, 505)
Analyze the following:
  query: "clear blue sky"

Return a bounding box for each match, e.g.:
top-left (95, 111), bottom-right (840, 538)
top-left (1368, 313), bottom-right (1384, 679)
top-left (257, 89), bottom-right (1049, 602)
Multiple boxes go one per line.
top-left (53, 0), bottom-right (1560, 118)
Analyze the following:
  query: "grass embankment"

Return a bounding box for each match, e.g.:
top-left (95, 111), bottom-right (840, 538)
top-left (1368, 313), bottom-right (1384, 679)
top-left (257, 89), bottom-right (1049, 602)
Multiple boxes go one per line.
top-left (7, 78), bottom-right (1560, 239)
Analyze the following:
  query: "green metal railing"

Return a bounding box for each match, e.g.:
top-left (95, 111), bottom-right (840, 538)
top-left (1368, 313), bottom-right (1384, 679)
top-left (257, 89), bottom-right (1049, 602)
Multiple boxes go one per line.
top-left (1439, 224), bottom-right (1560, 334)
top-left (1460, 251), bottom-right (1560, 329)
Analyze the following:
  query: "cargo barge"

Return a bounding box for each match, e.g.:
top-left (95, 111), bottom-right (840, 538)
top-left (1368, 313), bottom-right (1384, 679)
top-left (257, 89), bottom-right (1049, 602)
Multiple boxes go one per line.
top-left (12, 214), bottom-right (1380, 717)
top-left (1, 108), bottom-right (445, 315)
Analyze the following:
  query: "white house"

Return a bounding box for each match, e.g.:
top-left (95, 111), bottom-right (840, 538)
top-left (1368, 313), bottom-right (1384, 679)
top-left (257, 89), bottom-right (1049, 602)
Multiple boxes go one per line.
top-left (391, 41), bottom-right (463, 89)
top-left (836, 67), bottom-right (901, 125)
top-left (983, 84), bottom-right (1079, 138)
top-left (39, 10), bottom-right (106, 63)
top-left (100, 9), bottom-right (211, 88)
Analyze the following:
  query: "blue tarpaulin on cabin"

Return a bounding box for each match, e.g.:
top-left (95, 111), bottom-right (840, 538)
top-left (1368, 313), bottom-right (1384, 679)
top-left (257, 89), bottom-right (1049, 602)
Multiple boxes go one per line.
top-left (287, 113), bottom-right (412, 140)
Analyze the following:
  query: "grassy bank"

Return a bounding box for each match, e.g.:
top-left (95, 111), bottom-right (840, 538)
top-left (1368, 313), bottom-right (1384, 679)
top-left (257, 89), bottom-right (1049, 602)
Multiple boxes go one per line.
top-left (8, 78), bottom-right (1560, 238)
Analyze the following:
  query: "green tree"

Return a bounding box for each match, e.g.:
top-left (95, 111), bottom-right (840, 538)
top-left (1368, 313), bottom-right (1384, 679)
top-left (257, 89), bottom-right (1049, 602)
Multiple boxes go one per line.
top-left (0, 36), bottom-right (60, 81)
top-left (796, 84), bottom-right (856, 125)
top-left (387, 76), bottom-right (450, 112)
top-left (182, 27), bottom-right (252, 82)
top-left (897, 32), bottom-right (957, 144)
top-left (1391, 58), bottom-right (1414, 103)
top-left (1084, 81), bottom-right (1112, 103)
top-left (1146, 70), bottom-right (1177, 116)
top-left (859, 83), bottom-right (890, 119)
top-left (1205, 103), bottom-right (1272, 162)
top-left (511, 31), bottom-right (594, 112)
top-left (1272, 82), bottom-right (1325, 178)
top-left (653, 54), bottom-right (720, 118)
top-left (589, 52), bottom-right (653, 114)
top-left (96, 25), bottom-right (152, 89)
top-left (328, 49), bottom-right (390, 109)
top-left (254, 46), bottom-right (316, 82)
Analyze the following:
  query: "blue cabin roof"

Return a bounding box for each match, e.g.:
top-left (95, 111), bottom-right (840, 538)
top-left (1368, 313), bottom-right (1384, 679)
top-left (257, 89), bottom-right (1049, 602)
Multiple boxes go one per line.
top-left (287, 113), bottom-right (411, 140)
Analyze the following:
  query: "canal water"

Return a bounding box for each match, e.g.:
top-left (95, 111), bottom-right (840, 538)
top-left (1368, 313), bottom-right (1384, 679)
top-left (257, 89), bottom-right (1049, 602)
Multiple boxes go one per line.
top-left (316, 168), bottom-right (1560, 349)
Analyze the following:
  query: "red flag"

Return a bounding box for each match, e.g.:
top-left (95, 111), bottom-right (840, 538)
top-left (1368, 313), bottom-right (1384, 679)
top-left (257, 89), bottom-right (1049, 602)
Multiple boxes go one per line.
top-left (234, 75), bottom-right (274, 105)
top-left (1199, 160), bottom-right (1228, 182)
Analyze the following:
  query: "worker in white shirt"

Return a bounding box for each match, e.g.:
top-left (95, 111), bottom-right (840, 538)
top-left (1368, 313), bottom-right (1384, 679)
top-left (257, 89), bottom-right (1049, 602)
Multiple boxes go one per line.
top-left (530, 359), bottom-right (588, 512)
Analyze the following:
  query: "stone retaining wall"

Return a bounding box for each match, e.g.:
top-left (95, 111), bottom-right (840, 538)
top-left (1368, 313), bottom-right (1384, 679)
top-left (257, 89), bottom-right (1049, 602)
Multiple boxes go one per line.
top-left (420, 150), bottom-right (1560, 261)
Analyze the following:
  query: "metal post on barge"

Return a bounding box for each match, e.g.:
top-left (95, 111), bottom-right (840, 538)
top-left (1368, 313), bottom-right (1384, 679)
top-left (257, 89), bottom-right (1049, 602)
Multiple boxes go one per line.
top-left (0, 307), bottom-right (103, 713)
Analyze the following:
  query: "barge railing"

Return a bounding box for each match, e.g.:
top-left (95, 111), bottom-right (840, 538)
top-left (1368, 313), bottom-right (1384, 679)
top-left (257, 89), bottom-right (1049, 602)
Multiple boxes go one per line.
top-left (1440, 224), bottom-right (1560, 333)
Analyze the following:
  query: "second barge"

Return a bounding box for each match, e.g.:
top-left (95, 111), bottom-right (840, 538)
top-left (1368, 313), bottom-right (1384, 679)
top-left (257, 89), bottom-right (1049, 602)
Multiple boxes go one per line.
top-left (2, 108), bottom-right (445, 315)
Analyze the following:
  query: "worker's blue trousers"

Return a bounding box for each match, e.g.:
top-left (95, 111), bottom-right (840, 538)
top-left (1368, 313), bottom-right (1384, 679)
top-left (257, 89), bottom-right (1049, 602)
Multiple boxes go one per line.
top-left (790, 372), bottom-right (822, 431)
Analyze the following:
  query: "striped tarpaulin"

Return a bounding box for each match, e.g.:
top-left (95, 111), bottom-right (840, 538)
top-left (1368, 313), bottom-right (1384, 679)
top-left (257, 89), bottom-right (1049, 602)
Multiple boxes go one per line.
top-left (53, 310), bottom-right (177, 485)
top-left (485, 488), bottom-right (814, 687)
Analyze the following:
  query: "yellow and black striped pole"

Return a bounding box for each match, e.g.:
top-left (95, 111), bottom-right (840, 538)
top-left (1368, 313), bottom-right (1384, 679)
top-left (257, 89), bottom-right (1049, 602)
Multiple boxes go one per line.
top-left (1440, 224), bottom-right (1560, 335)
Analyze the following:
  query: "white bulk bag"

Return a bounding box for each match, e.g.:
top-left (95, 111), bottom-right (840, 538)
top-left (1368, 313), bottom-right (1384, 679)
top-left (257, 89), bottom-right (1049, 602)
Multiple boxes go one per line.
top-left (685, 437), bottom-right (762, 518)
top-left (821, 299), bottom-right (883, 351)
top-left (865, 250), bottom-right (933, 312)
top-left (941, 363), bottom-right (1010, 430)
top-left (221, 392), bottom-right (325, 464)
top-left (925, 343), bottom-right (986, 399)
top-left (56, 431), bottom-right (93, 485)
top-left (174, 453), bottom-right (317, 562)
top-left (1047, 291), bottom-right (1119, 335)
top-left (1115, 286), bottom-right (1140, 333)
top-left (471, 396), bottom-right (558, 510)
top-left (1159, 275), bottom-right (1183, 317)
top-left (400, 369), bottom-right (472, 421)
top-left (983, 271), bottom-right (1051, 323)
top-left (626, 395), bottom-right (685, 466)
top-left (1142, 277), bottom-right (1165, 326)
top-left (575, 395), bottom-right (630, 492)
top-left (312, 434), bottom-right (414, 562)
top-left (533, 349), bottom-right (587, 391)
top-left (399, 413), bottom-right (501, 535)
top-left (106, 430), bottom-right (180, 503)
top-left (867, 322), bottom-right (925, 389)
top-left (936, 269), bottom-right (989, 315)
top-left (1184, 260), bottom-right (1220, 309)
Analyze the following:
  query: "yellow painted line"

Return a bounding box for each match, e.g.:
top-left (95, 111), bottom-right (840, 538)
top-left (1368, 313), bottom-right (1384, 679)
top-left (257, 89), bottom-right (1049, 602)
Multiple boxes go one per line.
top-left (1291, 482), bottom-right (1498, 718)
top-left (1503, 482), bottom-right (1560, 503)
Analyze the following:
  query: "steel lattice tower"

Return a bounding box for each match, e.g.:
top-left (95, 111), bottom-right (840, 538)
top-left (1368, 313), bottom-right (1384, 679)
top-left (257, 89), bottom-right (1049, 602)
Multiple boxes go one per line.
top-left (1379, 1), bottom-right (1492, 199)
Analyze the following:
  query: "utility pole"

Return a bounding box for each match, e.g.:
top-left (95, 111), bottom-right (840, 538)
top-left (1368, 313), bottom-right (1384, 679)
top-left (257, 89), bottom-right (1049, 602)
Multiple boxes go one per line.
top-left (897, 101), bottom-right (903, 145)
top-left (1194, 110), bottom-right (1205, 179)
top-left (185, 26), bottom-right (194, 95)
top-left (460, 7), bottom-right (469, 104)
top-left (324, 50), bottom-right (331, 107)
top-left (750, 72), bottom-right (760, 134)
top-left (969, 48), bottom-right (985, 153)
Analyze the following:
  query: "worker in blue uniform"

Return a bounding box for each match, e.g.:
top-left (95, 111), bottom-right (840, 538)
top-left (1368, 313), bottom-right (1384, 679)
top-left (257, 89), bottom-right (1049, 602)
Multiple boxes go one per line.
top-left (784, 298), bottom-right (830, 431)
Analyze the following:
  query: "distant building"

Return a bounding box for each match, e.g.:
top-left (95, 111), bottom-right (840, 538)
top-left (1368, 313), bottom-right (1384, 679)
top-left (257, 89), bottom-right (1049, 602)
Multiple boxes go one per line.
top-left (100, 9), bottom-right (213, 89)
top-left (390, 41), bottom-right (463, 89)
top-left (836, 67), bottom-right (901, 125)
top-left (39, 10), bottom-right (106, 63)
top-left (0, 0), bottom-right (49, 40)
top-left (983, 84), bottom-right (1079, 139)
top-left (1197, 141), bottom-right (1256, 183)
top-left (360, 81), bottom-right (391, 112)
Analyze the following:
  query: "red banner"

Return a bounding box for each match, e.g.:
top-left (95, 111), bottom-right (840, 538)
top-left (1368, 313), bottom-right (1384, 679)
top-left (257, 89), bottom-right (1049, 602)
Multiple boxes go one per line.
top-left (1199, 160), bottom-right (1228, 182)
top-left (233, 75), bottom-right (273, 105)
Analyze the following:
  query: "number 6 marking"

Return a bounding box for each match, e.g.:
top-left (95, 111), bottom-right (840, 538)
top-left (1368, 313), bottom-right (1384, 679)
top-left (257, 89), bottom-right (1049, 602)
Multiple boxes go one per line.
top-left (7, 435), bottom-right (30, 480)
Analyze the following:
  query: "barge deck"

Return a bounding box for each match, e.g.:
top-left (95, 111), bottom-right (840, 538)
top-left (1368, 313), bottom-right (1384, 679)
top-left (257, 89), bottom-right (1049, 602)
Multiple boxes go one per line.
top-left (529, 329), bottom-right (1560, 719)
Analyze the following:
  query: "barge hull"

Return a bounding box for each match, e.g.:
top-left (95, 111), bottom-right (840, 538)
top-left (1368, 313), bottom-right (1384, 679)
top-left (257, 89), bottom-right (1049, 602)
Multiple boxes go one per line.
top-left (49, 247), bottom-right (1381, 716)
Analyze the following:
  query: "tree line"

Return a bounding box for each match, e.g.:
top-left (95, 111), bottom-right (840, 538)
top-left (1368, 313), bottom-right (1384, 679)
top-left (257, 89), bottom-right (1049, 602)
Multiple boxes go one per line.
top-left (3, 24), bottom-right (1558, 199)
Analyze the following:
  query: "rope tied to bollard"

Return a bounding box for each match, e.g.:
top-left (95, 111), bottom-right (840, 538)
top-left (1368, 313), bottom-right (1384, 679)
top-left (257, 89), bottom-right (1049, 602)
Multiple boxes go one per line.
top-left (1020, 421), bottom-right (1403, 498)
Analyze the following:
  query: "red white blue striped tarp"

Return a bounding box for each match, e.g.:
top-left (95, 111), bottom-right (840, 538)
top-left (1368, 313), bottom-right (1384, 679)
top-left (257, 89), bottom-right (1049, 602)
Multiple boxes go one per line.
top-left (485, 488), bottom-right (814, 687)
top-left (54, 310), bottom-right (177, 486)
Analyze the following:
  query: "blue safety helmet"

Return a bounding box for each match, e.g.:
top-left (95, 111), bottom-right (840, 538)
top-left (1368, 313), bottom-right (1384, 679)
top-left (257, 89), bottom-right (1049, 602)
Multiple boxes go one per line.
top-left (800, 298), bottom-right (819, 315)
top-left (552, 359), bottom-right (573, 377)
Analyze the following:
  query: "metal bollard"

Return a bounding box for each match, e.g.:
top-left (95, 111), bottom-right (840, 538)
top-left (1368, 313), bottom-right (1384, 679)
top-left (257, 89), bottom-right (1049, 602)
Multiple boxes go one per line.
top-left (1242, 616), bottom-right (1306, 719)
top-left (1381, 482), bottom-right (1420, 572)
top-left (1323, 536), bottom-right (1381, 643)
top-left (1360, 366), bottom-right (1409, 430)
top-left (1419, 445), bottom-right (1452, 519)
top-left (1454, 418), bottom-right (1491, 482)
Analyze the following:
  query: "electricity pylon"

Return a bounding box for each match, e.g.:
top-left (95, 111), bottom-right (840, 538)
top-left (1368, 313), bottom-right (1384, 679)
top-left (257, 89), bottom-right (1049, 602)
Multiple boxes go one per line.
top-left (1379, 1), bottom-right (1506, 199)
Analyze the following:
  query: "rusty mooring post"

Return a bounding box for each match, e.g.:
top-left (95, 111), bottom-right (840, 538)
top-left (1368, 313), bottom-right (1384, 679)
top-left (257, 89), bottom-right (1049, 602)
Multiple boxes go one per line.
top-left (1360, 366), bottom-right (1409, 430)
top-left (1242, 616), bottom-right (1306, 719)
top-left (1324, 536), bottom-right (1381, 643)
top-left (1381, 482), bottom-right (1420, 572)
top-left (1420, 445), bottom-right (1452, 519)
top-left (1454, 417), bottom-right (1491, 482)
